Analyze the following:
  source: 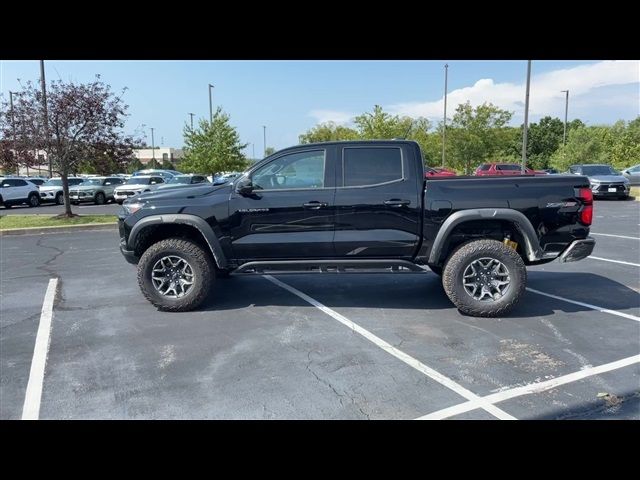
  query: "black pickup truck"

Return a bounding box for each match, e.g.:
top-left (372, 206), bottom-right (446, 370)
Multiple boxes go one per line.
top-left (118, 140), bottom-right (595, 317)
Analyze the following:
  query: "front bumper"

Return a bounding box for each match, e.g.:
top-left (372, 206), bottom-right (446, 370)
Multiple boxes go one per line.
top-left (591, 183), bottom-right (629, 197)
top-left (70, 192), bottom-right (96, 202)
top-left (558, 237), bottom-right (595, 263)
top-left (40, 191), bottom-right (59, 202)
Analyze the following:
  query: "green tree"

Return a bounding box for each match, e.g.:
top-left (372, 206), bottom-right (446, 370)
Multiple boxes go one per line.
top-left (127, 158), bottom-right (144, 174)
top-left (299, 121), bottom-right (359, 143)
top-left (264, 147), bottom-right (275, 157)
top-left (448, 102), bottom-right (513, 174)
top-left (180, 107), bottom-right (248, 176)
top-left (353, 105), bottom-right (413, 139)
top-left (161, 158), bottom-right (175, 170)
top-left (550, 126), bottom-right (608, 171)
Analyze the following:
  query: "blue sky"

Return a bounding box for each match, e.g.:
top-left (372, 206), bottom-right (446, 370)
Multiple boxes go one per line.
top-left (1, 60), bottom-right (638, 156)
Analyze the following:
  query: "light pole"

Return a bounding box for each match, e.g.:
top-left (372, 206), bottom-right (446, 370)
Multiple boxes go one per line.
top-left (40, 60), bottom-right (52, 177)
top-left (561, 90), bottom-right (569, 145)
top-left (208, 84), bottom-right (214, 122)
top-left (188, 112), bottom-right (195, 130)
top-left (521, 60), bottom-right (532, 174)
top-left (263, 125), bottom-right (267, 158)
top-left (442, 63), bottom-right (448, 168)
top-left (150, 127), bottom-right (156, 169)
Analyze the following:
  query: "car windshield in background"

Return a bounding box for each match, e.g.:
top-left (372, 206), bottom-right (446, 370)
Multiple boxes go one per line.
top-left (80, 179), bottom-right (103, 186)
top-left (43, 179), bottom-right (63, 186)
top-left (582, 166), bottom-right (617, 176)
top-left (168, 176), bottom-right (191, 184)
top-left (126, 177), bottom-right (151, 185)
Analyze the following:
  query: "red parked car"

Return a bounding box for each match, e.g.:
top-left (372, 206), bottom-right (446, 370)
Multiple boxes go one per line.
top-left (475, 163), bottom-right (547, 176)
top-left (425, 166), bottom-right (457, 178)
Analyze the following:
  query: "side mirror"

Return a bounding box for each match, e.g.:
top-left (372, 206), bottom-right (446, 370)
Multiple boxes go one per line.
top-left (235, 176), bottom-right (254, 195)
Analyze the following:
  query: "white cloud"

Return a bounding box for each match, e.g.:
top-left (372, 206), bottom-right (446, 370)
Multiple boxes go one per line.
top-left (388, 60), bottom-right (639, 122)
top-left (308, 109), bottom-right (355, 125)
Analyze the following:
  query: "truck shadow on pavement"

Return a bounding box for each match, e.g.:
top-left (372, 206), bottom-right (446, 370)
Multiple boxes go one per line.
top-left (200, 271), bottom-right (639, 320)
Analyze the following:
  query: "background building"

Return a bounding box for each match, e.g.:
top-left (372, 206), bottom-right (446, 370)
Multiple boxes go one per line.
top-left (134, 147), bottom-right (184, 167)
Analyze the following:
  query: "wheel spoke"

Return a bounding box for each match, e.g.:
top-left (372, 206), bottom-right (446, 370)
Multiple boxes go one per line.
top-left (151, 255), bottom-right (195, 299)
top-left (462, 257), bottom-right (511, 302)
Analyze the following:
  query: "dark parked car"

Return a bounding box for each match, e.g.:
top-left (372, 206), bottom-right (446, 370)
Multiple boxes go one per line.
top-left (118, 140), bottom-right (595, 317)
top-left (569, 164), bottom-right (630, 199)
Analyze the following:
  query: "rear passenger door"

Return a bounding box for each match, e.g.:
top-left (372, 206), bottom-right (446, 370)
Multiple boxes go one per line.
top-left (333, 145), bottom-right (421, 258)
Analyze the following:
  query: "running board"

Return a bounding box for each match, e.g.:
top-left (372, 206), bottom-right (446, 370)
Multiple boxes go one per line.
top-left (232, 259), bottom-right (427, 275)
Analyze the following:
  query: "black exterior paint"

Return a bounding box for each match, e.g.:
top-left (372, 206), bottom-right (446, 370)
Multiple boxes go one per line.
top-left (118, 140), bottom-right (594, 270)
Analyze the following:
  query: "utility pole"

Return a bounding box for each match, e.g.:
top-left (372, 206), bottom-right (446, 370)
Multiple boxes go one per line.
top-left (561, 90), bottom-right (569, 145)
top-left (150, 127), bottom-right (156, 169)
top-left (442, 63), bottom-right (448, 168)
top-left (40, 60), bottom-right (52, 177)
top-left (188, 112), bottom-right (195, 130)
top-left (521, 60), bottom-right (532, 174)
top-left (252, 143), bottom-right (255, 160)
top-left (208, 84), bottom-right (214, 122)
top-left (263, 125), bottom-right (267, 158)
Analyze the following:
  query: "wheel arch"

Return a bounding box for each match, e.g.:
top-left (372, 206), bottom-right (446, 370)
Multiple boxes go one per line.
top-left (128, 214), bottom-right (228, 269)
top-left (428, 208), bottom-right (543, 266)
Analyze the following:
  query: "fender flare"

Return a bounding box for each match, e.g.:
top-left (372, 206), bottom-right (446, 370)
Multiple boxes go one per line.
top-left (128, 214), bottom-right (228, 269)
top-left (428, 208), bottom-right (544, 265)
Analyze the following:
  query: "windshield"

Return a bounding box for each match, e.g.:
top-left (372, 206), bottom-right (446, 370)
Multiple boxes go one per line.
top-left (43, 179), bottom-right (63, 186)
top-left (582, 165), bottom-right (616, 176)
top-left (126, 177), bottom-right (151, 185)
top-left (80, 179), bottom-right (103, 186)
top-left (168, 176), bottom-right (191, 184)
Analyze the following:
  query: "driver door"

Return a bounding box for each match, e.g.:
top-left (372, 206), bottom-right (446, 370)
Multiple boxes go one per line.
top-left (228, 147), bottom-right (336, 260)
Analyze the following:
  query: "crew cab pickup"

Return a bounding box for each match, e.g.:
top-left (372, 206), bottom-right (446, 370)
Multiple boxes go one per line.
top-left (118, 140), bottom-right (595, 317)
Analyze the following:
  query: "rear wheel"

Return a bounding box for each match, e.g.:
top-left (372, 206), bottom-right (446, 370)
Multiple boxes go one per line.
top-left (137, 238), bottom-right (214, 312)
top-left (442, 239), bottom-right (526, 317)
top-left (28, 193), bottom-right (40, 207)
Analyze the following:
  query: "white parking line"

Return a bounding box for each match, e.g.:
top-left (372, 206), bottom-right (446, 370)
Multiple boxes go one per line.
top-left (589, 256), bottom-right (640, 267)
top-left (416, 354), bottom-right (640, 420)
top-left (21, 278), bottom-right (58, 420)
top-left (526, 287), bottom-right (640, 322)
top-left (590, 233), bottom-right (640, 240)
top-left (263, 274), bottom-right (516, 420)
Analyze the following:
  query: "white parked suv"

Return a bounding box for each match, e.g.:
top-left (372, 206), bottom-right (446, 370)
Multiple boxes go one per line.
top-left (0, 177), bottom-right (41, 208)
top-left (39, 177), bottom-right (86, 205)
top-left (113, 175), bottom-right (166, 204)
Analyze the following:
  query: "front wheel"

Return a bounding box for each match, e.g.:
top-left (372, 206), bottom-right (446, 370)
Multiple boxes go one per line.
top-left (137, 238), bottom-right (214, 312)
top-left (95, 192), bottom-right (106, 205)
top-left (28, 193), bottom-right (40, 207)
top-left (442, 239), bottom-right (526, 317)
top-left (55, 192), bottom-right (64, 205)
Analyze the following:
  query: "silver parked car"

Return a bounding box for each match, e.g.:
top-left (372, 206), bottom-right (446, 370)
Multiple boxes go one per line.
top-left (69, 176), bottom-right (126, 205)
top-left (113, 175), bottom-right (166, 204)
top-left (569, 164), bottom-right (631, 199)
top-left (155, 174), bottom-right (210, 190)
top-left (40, 177), bottom-right (86, 204)
top-left (621, 164), bottom-right (640, 186)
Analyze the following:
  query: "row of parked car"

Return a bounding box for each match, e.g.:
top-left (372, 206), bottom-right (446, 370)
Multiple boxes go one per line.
top-left (424, 162), bottom-right (639, 199)
top-left (0, 169), bottom-right (243, 208)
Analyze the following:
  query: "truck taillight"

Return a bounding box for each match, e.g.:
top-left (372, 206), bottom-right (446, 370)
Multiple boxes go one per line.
top-left (577, 187), bottom-right (593, 226)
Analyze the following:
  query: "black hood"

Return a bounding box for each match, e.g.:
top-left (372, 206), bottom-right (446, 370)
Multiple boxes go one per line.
top-left (133, 182), bottom-right (232, 203)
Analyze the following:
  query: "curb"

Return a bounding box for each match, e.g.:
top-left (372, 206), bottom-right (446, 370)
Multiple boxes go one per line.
top-left (0, 222), bottom-right (117, 236)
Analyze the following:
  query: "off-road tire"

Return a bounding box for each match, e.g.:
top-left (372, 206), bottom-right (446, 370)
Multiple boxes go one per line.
top-left (137, 237), bottom-right (214, 312)
top-left (442, 239), bottom-right (526, 317)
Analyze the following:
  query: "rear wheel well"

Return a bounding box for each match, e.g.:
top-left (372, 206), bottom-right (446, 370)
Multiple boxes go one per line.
top-left (435, 220), bottom-right (527, 266)
top-left (134, 223), bottom-right (215, 265)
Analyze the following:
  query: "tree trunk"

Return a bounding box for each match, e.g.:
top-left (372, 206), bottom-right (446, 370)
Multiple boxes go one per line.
top-left (61, 171), bottom-right (73, 217)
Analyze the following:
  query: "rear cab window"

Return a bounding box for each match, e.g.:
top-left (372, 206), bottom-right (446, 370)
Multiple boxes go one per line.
top-left (342, 147), bottom-right (403, 187)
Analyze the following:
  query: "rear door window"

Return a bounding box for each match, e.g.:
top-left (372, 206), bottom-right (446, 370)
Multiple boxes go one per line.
top-left (343, 147), bottom-right (403, 187)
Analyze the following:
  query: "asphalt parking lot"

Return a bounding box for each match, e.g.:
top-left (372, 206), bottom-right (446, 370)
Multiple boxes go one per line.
top-left (1, 200), bottom-right (638, 419)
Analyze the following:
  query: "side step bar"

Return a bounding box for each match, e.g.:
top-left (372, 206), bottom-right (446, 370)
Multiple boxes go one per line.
top-left (232, 259), bottom-right (427, 275)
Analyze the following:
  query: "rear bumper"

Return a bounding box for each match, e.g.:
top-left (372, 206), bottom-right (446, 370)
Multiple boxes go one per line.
top-left (558, 237), bottom-right (595, 263)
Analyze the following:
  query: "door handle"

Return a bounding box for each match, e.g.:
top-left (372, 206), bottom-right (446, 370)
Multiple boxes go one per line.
top-left (303, 201), bottom-right (328, 209)
top-left (384, 199), bottom-right (410, 207)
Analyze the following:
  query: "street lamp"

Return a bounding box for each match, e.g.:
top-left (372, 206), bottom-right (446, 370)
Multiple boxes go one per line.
top-left (442, 63), bottom-right (448, 168)
top-left (188, 112), bottom-right (195, 130)
top-left (521, 60), bottom-right (532, 174)
top-left (561, 90), bottom-right (569, 145)
top-left (263, 125), bottom-right (267, 158)
top-left (150, 127), bottom-right (156, 169)
top-left (208, 84), bottom-right (215, 122)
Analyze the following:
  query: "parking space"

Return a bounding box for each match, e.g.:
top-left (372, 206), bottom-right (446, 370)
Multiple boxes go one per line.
top-left (0, 200), bottom-right (638, 419)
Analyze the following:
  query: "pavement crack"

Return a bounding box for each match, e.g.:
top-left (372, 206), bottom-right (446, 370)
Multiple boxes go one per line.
top-left (35, 237), bottom-right (65, 277)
